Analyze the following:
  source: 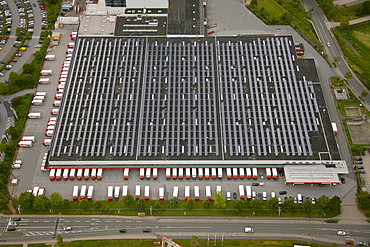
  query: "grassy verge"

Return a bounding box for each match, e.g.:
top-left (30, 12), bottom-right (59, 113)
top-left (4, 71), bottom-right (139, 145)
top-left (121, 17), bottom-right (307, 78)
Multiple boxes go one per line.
top-left (333, 21), bottom-right (370, 90)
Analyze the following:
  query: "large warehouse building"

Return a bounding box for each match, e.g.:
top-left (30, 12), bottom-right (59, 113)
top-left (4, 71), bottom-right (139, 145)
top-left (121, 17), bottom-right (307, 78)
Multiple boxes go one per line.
top-left (47, 0), bottom-right (349, 185)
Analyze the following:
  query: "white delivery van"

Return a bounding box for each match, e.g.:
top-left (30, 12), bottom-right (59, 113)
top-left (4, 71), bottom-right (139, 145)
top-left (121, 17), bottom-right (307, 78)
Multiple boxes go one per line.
top-left (83, 169), bottom-right (90, 180)
top-left (33, 96), bottom-right (45, 101)
top-left (194, 186), bottom-right (200, 201)
top-left (97, 168), bottom-right (103, 180)
top-left (54, 94), bottom-right (63, 100)
top-left (44, 130), bottom-right (54, 137)
top-left (91, 168), bottom-right (97, 180)
top-left (38, 78), bottom-right (50, 84)
top-left (42, 139), bottom-right (51, 146)
top-left (46, 125), bottom-right (55, 131)
top-left (69, 169), bottom-right (76, 180)
top-left (18, 141), bottom-right (33, 147)
top-left (107, 186), bottom-right (113, 201)
top-left (198, 168), bottom-right (203, 179)
top-left (178, 168), bottom-right (183, 180)
top-left (44, 55), bottom-right (56, 61)
top-left (165, 168), bottom-right (171, 180)
top-left (35, 92), bottom-right (47, 97)
top-left (172, 186), bottom-right (178, 199)
top-left (20, 136), bottom-right (35, 142)
top-left (27, 112), bottom-right (41, 119)
top-left (76, 169), bottom-right (83, 180)
top-left (48, 121), bottom-right (56, 126)
top-left (159, 187), bottom-right (164, 201)
top-left (39, 70), bottom-right (53, 75)
top-left (62, 169), bottom-right (69, 181)
top-left (50, 109), bottom-right (59, 115)
top-left (139, 168), bottom-right (145, 180)
top-left (152, 168), bottom-right (158, 180)
top-left (72, 186), bottom-right (78, 201)
top-left (80, 185), bottom-right (87, 200)
top-left (31, 100), bottom-right (43, 106)
top-left (184, 185), bottom-right (190, 200)
top-left (172, 168), bottom-right (177, 180)
top-left (144, 185), bottom-right (150, 200)
top-left (146, 168), bottom-right (151, 180)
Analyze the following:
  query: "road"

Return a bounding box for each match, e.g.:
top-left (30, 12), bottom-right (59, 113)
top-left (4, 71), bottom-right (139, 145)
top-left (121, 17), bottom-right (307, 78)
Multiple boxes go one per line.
top-left (0, 215), bottom-right (369, 245)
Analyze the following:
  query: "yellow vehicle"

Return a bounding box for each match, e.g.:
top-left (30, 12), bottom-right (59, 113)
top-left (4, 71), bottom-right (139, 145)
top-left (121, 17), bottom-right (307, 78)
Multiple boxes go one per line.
top-left (20, 47), bottom-right (27, 51)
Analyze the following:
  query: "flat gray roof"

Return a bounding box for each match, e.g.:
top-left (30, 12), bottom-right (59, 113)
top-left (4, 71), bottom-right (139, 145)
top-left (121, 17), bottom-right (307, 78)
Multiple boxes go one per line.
top-left (284, 165), bottom-right (340, 184)
top-left (48, 35), bottom-right (340, 168)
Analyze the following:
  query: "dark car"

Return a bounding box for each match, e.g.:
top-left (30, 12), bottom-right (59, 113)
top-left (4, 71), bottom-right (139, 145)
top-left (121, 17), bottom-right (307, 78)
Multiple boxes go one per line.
top-left (12, 218), bottom-right (21, 221)
top-left (119, 229), bottom-right (127, 233)
top-left (7, 227), bottom-right (16, 231)
top-left (233, 192), bottom-right (237, 200)
top-left (360, 170), bottom-right (366, 174)
top-left (319, 183), bottom-right (324, 187)
top-left (142, 229), bottom-right (151, 233)
top-left (252, 182), bottom-right (259, 186)
top-left (356, 157), bottom-right (363, 161)
top-left (279, 169), bottom-right (284, 176)
top-left (279, 191), bottom-right (287, 195)
top-left (341, 178), bottom-right (346, 184)
top-left (257, 193), bottom-right (263, 200)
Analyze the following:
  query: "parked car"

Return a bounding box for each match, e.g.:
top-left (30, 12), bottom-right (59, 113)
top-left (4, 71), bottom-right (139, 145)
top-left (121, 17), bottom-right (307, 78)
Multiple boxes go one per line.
top-left (311, 197), bottom-right (316, 205)
top-left (341, 177), bottom-right (346, 184)
top-left (252, 183), bottom-right (259, 186)
top-left (7, 227), bottom-right (16, 231)
top-left (142, 229), bottom-right (151, 233)
top-left (357, 166), bottom-right (364, 169)
top-left (345, 240), bottom-right (354, 245)
top-left (357, 242), bottom-right (366, 246)
top-left (12, 218), bottom-right (21, 221)
top-left (355, 157), bottom-right (363, 161)
top-left (355, 161), bottom-right (363, 164)
top-left (279, 191), bottom-right (287, 195)
top-left (233, 192), bottom-right (237, 200)
top-left (226, 192), bottom-right (231, 201)
top-left (359, 170), bottom-right (366, 174)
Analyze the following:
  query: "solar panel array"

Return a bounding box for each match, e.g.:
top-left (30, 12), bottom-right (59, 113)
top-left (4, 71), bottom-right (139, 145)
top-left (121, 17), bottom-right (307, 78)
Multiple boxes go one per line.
top-left (49, 36), bottom-right (323, 165)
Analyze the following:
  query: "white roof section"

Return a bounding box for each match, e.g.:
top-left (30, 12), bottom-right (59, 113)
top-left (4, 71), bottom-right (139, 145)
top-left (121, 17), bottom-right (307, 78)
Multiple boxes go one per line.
top-left (284, 165), bottom-right (341, 184)
top-left (79, 15), bottom-right (116, 36)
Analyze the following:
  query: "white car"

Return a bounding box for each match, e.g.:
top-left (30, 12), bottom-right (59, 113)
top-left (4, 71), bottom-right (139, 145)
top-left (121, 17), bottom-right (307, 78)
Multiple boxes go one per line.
top-left (337, 230), bottom-right (346, 236)
top-left (63, 226), bottom-right (72, 231)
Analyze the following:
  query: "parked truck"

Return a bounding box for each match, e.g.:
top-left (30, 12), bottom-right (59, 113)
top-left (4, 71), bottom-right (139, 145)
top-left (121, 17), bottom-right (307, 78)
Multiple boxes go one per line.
top-left (123, 168), bottom-right (129, 180)
top-left (192, 168), bottom-right (197, 180)
top-left (332, 122), bottom-right (338, 135)
top-left (76, 169), bottom-right (83, 180)
top-left (166, 168), bottom-right (171, 180)
top-left (72, 186), bottom-right (78, 201)
top-left (184, 186), bottom-right (190, 200)
top-left (186, 168), bottom-right (191, 180)
top-left (97, 168), bottom-right (103, 180)
top-left (159, 187), bottom-right (164, 201)
top-left (246, 168), bottom-right (252, 179)
top-left (107, 186), bottom-right (113, 201)
top-left (232, 168), bottom-right (238, 179)
top-left (144, 186), bottom-right (150, 200)
top-left (217, 168), bottom-right (223, 180)
top-left (198, 168), bottom-right (203, 180)
top-left (194, 186), bottom-right (200, 201)
top-left (239, 185), bottom-right (245, 200)
top-left (122, 185), bottom-right (128, 199)
top-left (246, 186), bottom-right (252, 201)
top-left (80, 185), bottom-right (87, 200)
top-left (87, 186), bottom-right (94, 201)
top-left (173, 186), bottom-right (179, 199)
top-left (145, 168), bottom-right (151, 180)
top-left (152, 168), bottom-right (158, 180)
top-left (91, 168), bottom-right (97, 180)
top-left (204, 168), bottom-right (210, 180)
top-left (172, 168), bottom-right (177, 180)
top-left (135, 185), bottom-right (141, 200)
top-left (44, 55), bottom-right (56, 61)
top-left (226, 168), bottom-right (232, 180)
top-left (206, 186), bottom-right (212, 200)
top-left (114, 186), bottom-right (120, 200)
top-left (178, 168), bottom-right (183, 180)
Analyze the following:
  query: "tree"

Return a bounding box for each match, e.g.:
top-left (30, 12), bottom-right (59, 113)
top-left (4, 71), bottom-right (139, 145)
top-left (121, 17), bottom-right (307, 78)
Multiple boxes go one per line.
top-left (20, 74), bottom-right (36, 87)
top-left (202, 199), bottom-right (211, 209)
top-left (234, 199), bottom-right (244, 212)
top-left (186, 198), bottom-right (195, 210)
top-left (50, 192), bottom-right (63, 208)
top-left (79, 199), bottom-right (89, 209)
top-left (344, 72), bottom-right (352, 80)
top-left (22, 63), bottom-right (36, 75)
top-left (61, 199), bottom-right (70, 208)
top-left (137, 198), bottom-right (145, 209)
top-left (33, 195), bottom-right (50, 212)
top-left (250, 0), bottom-right (258, 6)
top-left (18, 192), bottom-right (35, 211)
top-left (213, 191), bottom-right (226, 209)
top-left (317, 195), bottom-right (329, 210)
top-left (123, 194), bottom-right (134, 207)
top-left (55, 235), bottom-right (63, 247)
top-left (250, 198), bottom-right (261, 210)
top-left (5, 126), bottom-right (20, 139)
top-left (327, 196), bottom-right (342, 212)
top-left (282, 198), bottom-right (294, 212)
top-left (190, 235), bottom-right (199, 247)
top-left (301, 199), bottom-right (312, 212)
top-left (359, 1), bottom-right (370, 15)
top-left (169, 198), bottom-right (178, 208)
top-left (357, 191), bottom-right (370, 210)
top-left (93, 200), bottom-right (102, 210)
top-left (268, 197), bottom-right (279, 209)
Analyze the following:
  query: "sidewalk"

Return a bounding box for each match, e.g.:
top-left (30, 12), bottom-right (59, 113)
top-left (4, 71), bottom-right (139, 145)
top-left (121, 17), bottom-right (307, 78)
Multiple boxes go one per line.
top-left (338, 200), bottom-right (368, 224)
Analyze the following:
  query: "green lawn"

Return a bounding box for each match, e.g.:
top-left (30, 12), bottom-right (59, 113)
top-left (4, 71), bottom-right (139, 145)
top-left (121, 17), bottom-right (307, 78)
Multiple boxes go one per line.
top-left (334, 21), bottom-right (370, 90)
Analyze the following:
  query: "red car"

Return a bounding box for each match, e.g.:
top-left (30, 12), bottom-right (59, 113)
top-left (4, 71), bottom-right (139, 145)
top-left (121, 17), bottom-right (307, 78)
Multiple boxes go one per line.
top-left (345, 240), bottom-right (354, 245)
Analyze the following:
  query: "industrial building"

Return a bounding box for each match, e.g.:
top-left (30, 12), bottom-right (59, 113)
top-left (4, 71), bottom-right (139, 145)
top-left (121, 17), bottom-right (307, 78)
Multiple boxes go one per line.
top-left (47, 0), bottom-right (349, 185)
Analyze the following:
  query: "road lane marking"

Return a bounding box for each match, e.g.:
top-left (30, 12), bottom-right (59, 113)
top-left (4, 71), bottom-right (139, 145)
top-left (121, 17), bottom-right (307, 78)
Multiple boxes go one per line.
top-left (75, 221), bottom-right (80, 222)
top-left (43, 221), bottom-right (49, 222)
top-left (116, 221), bottom-right (121, 222)
top-left (106, 221), bottom-right (111, 222)
top-left (126, 221), bottom-right (132, 222)
top-left (85, 221), bottom-right (91, 222)
top-left (32, 221), bottom-right (39, 222)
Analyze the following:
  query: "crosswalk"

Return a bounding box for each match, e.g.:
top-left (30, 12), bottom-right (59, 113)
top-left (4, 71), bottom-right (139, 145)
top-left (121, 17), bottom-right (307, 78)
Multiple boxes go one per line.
top-left (23, 230), bottom-right (81, 236)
